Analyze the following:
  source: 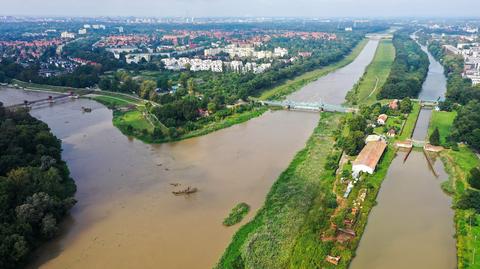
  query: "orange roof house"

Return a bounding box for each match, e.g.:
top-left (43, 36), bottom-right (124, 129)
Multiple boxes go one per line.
top-left (352, 141), bottom-right (387, 176)
top-left (389, 99), bottom-right (399, 110)
top-left (377, 114), bottom-right (388, 125)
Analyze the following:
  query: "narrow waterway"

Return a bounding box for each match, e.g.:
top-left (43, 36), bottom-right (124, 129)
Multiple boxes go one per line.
top-left (287, 39), bottom-right (380, 105)
top-left (350, 38), bottom-right (455, 269)
top-left (418, 43), bottom-right (447, 101)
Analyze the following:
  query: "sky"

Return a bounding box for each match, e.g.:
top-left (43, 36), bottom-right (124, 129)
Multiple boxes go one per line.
top-left (2, 0), bottom-right (479, 18)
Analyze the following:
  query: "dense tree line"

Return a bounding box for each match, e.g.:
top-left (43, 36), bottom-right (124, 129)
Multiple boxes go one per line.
top-left (427, 41), bottom-right (480, 150)
top-left (429, 41), bottom-right (480, 105)
top-left (377, 32), bottom-right (429, 99)
top-left (0, 104), bottom-right (76, 268)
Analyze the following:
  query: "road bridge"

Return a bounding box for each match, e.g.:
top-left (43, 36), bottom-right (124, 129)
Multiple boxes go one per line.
top-left (259, 100), bottom-right (356, 113)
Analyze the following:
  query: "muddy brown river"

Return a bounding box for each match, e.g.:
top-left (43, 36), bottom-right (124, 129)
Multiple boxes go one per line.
top-left (0, 38), bottom-right (379, 269)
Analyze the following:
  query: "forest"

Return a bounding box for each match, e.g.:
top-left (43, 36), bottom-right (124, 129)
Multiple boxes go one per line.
top-left (0, 104), bottom-right (76, 269)
top-left (377, 31), bottom-right (429, 99)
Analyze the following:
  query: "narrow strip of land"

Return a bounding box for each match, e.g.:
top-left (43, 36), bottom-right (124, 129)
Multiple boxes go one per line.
top-left (345, 39), bottom-right (395, 105)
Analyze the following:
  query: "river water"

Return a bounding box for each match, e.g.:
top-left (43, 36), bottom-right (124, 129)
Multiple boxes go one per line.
top-left (0, 38), bottom-right (379, 269)
top-left (350, 39), bottom-right (455, 269)
top-left (287, 39), bottom-right (380, 105)
top-left (418, 43), bottom-right (447, 102)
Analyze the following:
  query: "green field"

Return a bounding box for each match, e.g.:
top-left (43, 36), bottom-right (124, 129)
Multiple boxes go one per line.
top-left (346, 40), bottom-right (395, 105)
top-left (428, 111), bottom-right (457, 146)
top-left (113, 110), bottom-right (153, 133)
top-left (258, 39), bottom-right (368, 101)
top-left (89, 95), bottom-right (137, 107)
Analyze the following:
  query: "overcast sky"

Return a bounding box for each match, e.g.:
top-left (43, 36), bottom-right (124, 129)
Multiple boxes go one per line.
top-left (2, 0), bottom-right (479, 18)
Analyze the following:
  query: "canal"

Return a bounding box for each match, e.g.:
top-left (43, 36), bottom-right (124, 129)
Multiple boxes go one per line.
top-left (0, 39), bottom-right (379, 269)
top-left (350, 40), bottom-right (455, 269)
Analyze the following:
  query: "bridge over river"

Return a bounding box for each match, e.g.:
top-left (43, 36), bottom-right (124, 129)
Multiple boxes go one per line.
top-left (259, 100), bottom-right (357, 113)
top-left (5, 91), bottom-right (90, 110)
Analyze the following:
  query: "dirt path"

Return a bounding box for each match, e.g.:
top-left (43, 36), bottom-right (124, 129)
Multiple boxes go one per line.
top-left (366, 76), bottom-right (380, 99)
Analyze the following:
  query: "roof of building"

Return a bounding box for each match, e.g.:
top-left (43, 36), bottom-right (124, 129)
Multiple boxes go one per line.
top-left (352, 141), bottom-right (387, 170)
top-left (378, 114), bottom-right (388, 122)
top-left (389, 99), bottom-right (399, 109)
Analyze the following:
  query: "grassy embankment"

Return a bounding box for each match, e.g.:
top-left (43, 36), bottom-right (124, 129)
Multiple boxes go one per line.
top-left (10, 79), bottom-right (92, 95)
top-left (398, 102), bottom-right (421, 140)
top-left (258, 39), bottom-right (369, 101)
top-left (428, 111), bottom-right (480, 268)
top-left (345, 39), bottom-right (395, 105)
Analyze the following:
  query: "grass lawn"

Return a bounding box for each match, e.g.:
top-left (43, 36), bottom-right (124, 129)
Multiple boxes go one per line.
top-left (90, 95), bottom-right (136, 107)
top-left (347, 39), bottom-right (395, 105)
top-left (258, 39), bottom-right (368, 101)
top-left (113, 110), bottom-right (153, 133)
top-left (398, 102), bottom-right (421, 140)
top-left (428, 110), bottom-right (457, 146)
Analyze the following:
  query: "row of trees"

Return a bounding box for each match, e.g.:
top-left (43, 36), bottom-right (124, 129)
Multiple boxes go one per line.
top-left (0, 104), bottom-right (76, 268)
top-left (377, 32), bottom-right (429, 99)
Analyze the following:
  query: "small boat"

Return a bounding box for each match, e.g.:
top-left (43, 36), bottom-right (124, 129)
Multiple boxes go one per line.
top-left (81, 107), bottom-right (92, 112)
top-left (172, 186), bottom-right (197, 195)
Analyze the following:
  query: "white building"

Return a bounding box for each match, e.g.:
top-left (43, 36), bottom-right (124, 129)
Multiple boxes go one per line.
top-left (377, 114), bottom-right (388, 125)
top-left (78, 28), bottom-right (87, 35)
top-left (274, 47), bottom-right (288, 58)
top-left (60, 31), bottom-right (75, 39)
top-left (352, 141), bottom-right (387, 177)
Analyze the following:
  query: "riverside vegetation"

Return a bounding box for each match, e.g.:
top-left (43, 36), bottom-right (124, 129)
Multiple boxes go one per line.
top-left (216, 30), bottom-right (430, 269)
top-left (0, 103), bottom-right (76, 269)
top-left (216, 101), bottom-right (420, 268)
top-left (426, 36), bottom-right (480, 268)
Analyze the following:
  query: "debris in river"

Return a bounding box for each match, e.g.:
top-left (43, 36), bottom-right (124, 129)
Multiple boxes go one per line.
top-left (81, 106), bottom-right (92, 112)
top-left (172, 186), bottom-right (198, 195)
top-left (170, 183), bottom-right (181, 187)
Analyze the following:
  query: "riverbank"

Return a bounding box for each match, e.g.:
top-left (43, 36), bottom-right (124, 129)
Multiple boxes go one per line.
top-left (258, 39), bottom-right (369, 101)
top-left (216, 101), bottom-right (421, 268)
top-left (345, 39), bottom-right (395, 105)
top-left (429, 111), bottom-right (480, 268)
top-left (215, 112), bottom-right (342, 269)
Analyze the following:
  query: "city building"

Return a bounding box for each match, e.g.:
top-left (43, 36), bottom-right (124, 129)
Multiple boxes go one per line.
top-left (60, 31), bottom-right (75, 39)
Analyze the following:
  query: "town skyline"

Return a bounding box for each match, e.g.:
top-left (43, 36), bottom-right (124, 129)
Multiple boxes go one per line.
top-left (2, 0), bottom-right (480, 18)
